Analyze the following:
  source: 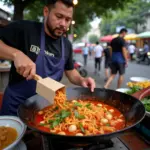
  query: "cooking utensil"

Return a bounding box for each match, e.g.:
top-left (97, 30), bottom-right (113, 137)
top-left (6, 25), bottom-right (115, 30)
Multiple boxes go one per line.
top-left (33, 74), bottom-right (65, 103)
top-left (18, 87), bottom-right (145, 144)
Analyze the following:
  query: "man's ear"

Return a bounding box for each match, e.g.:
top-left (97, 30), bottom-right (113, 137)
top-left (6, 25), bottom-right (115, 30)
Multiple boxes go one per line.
top-left (43, 6), bottom-right (49, 17)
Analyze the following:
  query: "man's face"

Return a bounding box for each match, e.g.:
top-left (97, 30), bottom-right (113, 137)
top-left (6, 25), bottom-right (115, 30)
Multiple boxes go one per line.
top-left (44, 1), bottom-right (73, 38)
top-left (122, 32), bottom-right (127, 38)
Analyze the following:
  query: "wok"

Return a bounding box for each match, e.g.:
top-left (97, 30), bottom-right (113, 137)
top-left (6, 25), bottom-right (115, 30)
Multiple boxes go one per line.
top-left (18, 88), bottom-right (145, 144)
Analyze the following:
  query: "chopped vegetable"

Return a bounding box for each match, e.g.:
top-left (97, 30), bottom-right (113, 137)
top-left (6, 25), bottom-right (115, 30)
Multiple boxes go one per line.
top-left (74, 110), bottom-right (85, 119)
top-left (106, 123), bottom-right (110, 126)
top-left (50, 119), bottom-right (60, 129)
top-left (79, 123), bottom-right (85, 133)
top-left (85, 103), bottom-right (92, 109)
top-left (61, 110), bottom-right (71, 119)
top-left (74, 102), bottom-right (82, 107)
top-left (40, 110), bottom-right (71, 129)
top-left (125, 86), bottom-right (141, 95)
top-left (142, 96), bottom-right (150, 112)
top-left (53, 106), bottom-right (59, 111)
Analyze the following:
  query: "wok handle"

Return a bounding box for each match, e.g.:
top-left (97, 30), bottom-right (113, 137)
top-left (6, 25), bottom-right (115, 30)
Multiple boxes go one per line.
top-left (132, 86), bottom-right (150, 100)
top-left (33, 74), bottom-right (42, 81)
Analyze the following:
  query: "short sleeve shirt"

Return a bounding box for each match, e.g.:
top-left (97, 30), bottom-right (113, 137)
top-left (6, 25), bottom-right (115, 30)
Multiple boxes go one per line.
top-left (0, 20), bottom-right (74, 85)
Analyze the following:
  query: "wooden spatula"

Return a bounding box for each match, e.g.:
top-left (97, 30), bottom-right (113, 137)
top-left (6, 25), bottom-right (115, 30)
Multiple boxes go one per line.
top-left (33, 74), bottom-right (65, 104)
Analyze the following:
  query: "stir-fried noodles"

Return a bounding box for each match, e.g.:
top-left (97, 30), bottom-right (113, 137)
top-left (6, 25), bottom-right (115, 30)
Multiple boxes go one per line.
top-left (36, 89), bottom-right (125, 136)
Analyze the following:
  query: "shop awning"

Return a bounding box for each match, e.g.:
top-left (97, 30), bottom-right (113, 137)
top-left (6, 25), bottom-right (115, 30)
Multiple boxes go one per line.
top-left (124, 34), bottom-right (139, 40)
top-left (137, 31), bottom-right (150, 38)
top-left (100, 35), bottom-right (113, 42)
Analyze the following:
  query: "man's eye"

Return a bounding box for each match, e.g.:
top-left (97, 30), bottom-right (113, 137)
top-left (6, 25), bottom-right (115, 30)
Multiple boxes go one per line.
top-left (66, 18), bottom-right (71, 22)
top-left (57, 15), bottom-right (62, 19)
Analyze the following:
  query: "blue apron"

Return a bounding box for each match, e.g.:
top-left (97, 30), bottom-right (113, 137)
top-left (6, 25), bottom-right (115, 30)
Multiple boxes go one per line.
top-left (0, 24), bottom-right (65, 116)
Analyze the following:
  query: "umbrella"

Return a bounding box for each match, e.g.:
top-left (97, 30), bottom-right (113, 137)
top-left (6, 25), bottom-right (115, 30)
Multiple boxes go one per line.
top-left (112, 34), bottom-right (118, 38)
top-left (124, 34), bottom-right (139, 40)
top-left (100, 35), bottom-right (113, 42)
top-left (137, 31), bottom-right (150, 38)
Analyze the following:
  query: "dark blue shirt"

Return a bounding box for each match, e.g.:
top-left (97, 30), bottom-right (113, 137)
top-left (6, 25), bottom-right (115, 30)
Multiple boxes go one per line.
top-left (111, 37), bottom-right (126, 63)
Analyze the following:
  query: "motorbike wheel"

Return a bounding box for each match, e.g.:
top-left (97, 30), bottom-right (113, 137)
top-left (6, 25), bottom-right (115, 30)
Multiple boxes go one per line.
top-left (79, 69), bottom-right (88, 77)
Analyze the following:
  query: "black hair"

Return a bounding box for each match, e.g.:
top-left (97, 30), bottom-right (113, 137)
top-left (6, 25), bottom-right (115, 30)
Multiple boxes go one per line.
top-left (96, 41), bottom-right (99, 45)
top-left (144, 41), bottom-right (148, 44)
top-left (119, 28), bottom-right (127, 34)
top-left (45, 0), bottom-right (74, 8)
top-left (107, 42), bottom-right (110, 46)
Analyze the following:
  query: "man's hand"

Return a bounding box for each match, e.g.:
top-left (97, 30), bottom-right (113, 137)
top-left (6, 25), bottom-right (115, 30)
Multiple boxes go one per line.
top-left (13, 51), bottom-right (36, 80)
top-left (80, 77), bottom-right (96, 92)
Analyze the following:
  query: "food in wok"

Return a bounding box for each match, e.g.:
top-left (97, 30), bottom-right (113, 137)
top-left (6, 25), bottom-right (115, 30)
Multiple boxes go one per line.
top-left (35, 89), bottom-right (125, 136)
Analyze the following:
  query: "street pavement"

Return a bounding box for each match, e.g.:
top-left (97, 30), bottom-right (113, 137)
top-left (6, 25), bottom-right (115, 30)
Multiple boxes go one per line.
top-left (61, 54), bottom-right (150, 90)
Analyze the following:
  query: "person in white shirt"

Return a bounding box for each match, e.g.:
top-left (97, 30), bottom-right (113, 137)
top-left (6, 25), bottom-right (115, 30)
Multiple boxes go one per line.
top-left (128, 43), bottom-right (136, 61)
top-left (93, 41), bottom-right (103, 74)
top-left (82, 43), bottom-right (89, 66)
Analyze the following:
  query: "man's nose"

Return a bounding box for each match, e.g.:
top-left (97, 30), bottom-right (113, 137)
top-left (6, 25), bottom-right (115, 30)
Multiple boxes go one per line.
top-left (60, 19), bottom-right (66, 27)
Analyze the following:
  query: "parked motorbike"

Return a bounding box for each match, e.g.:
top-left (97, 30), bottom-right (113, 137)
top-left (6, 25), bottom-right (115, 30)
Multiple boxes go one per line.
top-left (136, 49), bottom-right (150, 65)
top-left (73, 60), bottom-right (88, 77)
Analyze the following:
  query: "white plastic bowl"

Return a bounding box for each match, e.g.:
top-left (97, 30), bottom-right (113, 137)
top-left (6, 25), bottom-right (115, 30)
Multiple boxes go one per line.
top-left (116, 88), bottom-right (130, 93)
top-left (130, 77), bottom-right (150, 83)
top-left (0, 116), bottom-right (26, 150)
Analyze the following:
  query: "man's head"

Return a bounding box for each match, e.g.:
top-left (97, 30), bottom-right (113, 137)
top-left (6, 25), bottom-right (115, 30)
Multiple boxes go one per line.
top-left (119, 28), bottom-right (127, 38)
top-left (144, 41), bottom-right (148, 45)
top-left (43, 0), bottom-right (74, 38)
top-left (96, 41), bottom-right (99, 45)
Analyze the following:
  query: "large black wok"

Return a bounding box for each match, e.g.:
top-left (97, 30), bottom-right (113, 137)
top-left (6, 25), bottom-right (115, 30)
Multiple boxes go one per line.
top-left (18, 88), bottom-right (145, 144)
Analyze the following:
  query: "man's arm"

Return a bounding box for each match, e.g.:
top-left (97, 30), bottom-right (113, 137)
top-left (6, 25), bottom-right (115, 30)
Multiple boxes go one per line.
top-left (65, 69), bottom-right (95, 92)
top-left (0, 40), bottom-right (35, 79)
top-left (122, 47), bottom-right (128, 63)
top-left (65, 69), bottom-right (84, 86)
top-left (0, 40), bottom-right (18, 60)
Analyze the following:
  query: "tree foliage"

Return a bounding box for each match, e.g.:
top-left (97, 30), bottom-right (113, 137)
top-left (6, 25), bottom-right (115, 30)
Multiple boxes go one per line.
top-left (89, 34), bottom-right (99, 43)
top-left (100, 0), bottom-right (150, 36)
top-left (2, 0), bottom-right (133, 38)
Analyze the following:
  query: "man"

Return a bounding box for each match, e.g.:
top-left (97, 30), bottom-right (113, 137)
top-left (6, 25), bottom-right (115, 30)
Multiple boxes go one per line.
top-left (0, 0), bottom-right (95, 116)
top-left (82, 43), bottom-right (89, 66)
top-left (128, 43), bottom-right (136, 61)
top-left (93, 41), bottom-right (103, 75)
top-left (143, 41), bottom-right (149, 61)
top-left (103, 43), bottom-right (111, 81)
top-left (104, 28), bottom-right (128, 89)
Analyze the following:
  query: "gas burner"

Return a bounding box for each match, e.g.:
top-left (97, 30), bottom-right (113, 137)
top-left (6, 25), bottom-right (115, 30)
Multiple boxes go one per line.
top-left (42, 136), bottom-right (129, 150)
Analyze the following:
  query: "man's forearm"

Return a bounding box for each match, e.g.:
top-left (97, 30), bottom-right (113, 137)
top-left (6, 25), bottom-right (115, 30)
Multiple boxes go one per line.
top-left (122, 47), bottom-right (128, 62)
top-left (0, 40), bottom-right (19, 61)
top-left (65, 69), bottom-right (84, 86)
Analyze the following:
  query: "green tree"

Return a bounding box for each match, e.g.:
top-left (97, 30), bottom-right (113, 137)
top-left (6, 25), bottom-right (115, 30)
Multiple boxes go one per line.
top-left (2, 0), bottom-right (133, 38)
top-left (1, 0), bottom-right (38, 20)
top-left (100, 0), bottom-right (150, 35)
top-left (89, 34), bottom-right (99, 43)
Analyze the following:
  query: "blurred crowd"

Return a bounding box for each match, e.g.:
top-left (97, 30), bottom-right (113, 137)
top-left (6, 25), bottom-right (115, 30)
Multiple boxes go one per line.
top-left (78, 29), bottom-right (150, 89)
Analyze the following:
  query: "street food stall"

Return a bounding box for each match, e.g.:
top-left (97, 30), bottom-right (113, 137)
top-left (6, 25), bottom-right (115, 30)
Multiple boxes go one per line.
top-left (136, 31), bottom-right (150, 48)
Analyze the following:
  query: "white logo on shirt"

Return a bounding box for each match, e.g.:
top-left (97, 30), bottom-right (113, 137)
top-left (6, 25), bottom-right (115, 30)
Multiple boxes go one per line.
top-left (30, 45), bottom-right (55, 57)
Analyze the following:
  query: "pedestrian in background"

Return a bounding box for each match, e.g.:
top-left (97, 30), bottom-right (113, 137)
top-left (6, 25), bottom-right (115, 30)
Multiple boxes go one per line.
top-left (143, 41), bottom-right (150, 61)
top-left (82, 43), bottom-right (89, 66)
top-left (93, 41), bottom-right (103, 75)
top-left (104, 28), bottom-right (128, 89)
top-left (103, 43), bottom-right (111, 82)
top-left (89, 44), bottom-right (94, 59)
top-left (128, 43), bottom-right (136, 61)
